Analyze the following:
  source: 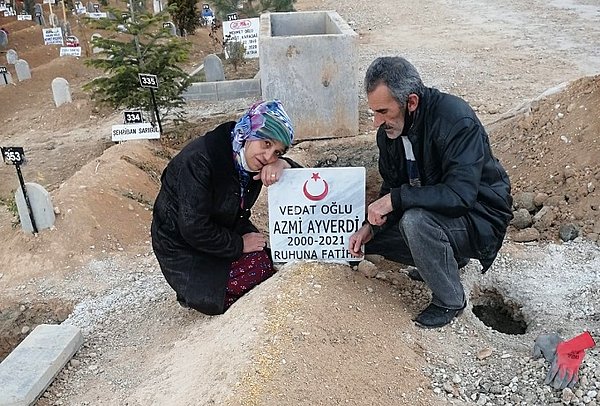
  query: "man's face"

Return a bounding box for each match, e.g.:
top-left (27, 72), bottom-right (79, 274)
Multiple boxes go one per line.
top-left (367, 84), bottom-right (405, 139)
top-left (243, 139), bottom-right (286, 171)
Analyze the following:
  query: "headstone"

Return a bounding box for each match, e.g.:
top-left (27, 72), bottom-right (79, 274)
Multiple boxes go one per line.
top-left (0, 30), bottom-right (7, 48)
top-left (15, 59), bottom-right (31, 81)
top-left (91, 33), bottom-right (103, 53)
top-left (52, 77), bottom-right (71, 106)
top-left (163, 21), bottom-right (177, 36)
top-left (6, 49), bottom-right (17, 64)
top-left (85, 1), bottom-right (94, 12)
top-left (15, 183), bottom-right (56, 233)
top-left (48, 12), bottom-right (59, 27)
top-left (204, 54), bottom-right (225, 82)
top-left (33, 4), bottom-right (45, 25)
top-left (0, 70), bottom-right (13, 86)
top-left (60, 20), bottom-right (72, 36)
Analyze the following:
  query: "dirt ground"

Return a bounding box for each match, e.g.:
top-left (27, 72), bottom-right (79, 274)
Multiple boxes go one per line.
top-left (1, 0), bottom-right (600, 405)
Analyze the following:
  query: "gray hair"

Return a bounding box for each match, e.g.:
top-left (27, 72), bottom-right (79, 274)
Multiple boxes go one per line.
top-left (364, 57), bottom-right (425, 106)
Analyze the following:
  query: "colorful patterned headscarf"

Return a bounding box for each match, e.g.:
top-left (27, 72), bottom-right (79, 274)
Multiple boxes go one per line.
top-left (231, 100), bottom-right (294, 208)
top-left (231, 99), bottom-right (294, 154)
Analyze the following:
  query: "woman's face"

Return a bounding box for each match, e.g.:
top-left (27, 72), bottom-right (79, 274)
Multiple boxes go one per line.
top-left (243, 139), bottom-right (287, 171)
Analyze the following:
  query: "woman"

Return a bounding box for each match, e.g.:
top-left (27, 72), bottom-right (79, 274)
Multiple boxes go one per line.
top-left (151, 100), bottom-right (301, 315)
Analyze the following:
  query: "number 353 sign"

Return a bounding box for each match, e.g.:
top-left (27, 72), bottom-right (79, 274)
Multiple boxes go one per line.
top-left (1, 147), bottom-right (25, 165)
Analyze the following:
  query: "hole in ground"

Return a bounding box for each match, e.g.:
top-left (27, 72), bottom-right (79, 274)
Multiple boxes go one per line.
top-left (470, 287), bottom-right (527, 335)
top-left (0, 299), bottom-right (74, 362)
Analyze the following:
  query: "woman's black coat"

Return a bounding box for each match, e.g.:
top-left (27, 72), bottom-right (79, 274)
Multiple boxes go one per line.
top-left (151, 122), bottom-right (298, 315)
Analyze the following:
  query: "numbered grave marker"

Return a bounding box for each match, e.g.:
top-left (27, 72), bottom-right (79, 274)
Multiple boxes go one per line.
top-left (123, 110), bottom-right (144, 124)
top-left (138, 73), bottom-right (158, 89)
top-left (1, 146), bottom-right (25, 165)
top-left (227, 13), bottom-right (238, 21)
top-left (1, 146), bottom-right (38, 233)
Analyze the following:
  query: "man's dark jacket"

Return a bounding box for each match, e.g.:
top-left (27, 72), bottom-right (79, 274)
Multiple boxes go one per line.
top-left (151, 122), bottom-right (299, 315)
top-left (377, 87), bottom-right (513, 271)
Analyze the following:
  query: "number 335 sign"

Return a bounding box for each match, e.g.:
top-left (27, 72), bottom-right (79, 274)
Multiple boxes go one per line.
top-left (138, 73), bottom-right (158, 89)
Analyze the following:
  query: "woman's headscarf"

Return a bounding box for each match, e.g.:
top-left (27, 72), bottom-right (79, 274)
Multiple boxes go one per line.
top-left (231, 99), bottom-right (294, 154)
top-left (231, 99), bottom-right (294, 207)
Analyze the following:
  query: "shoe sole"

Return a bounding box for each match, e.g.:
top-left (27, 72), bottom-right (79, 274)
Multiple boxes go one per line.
top-left (413, 305), bottom-right (466, 329)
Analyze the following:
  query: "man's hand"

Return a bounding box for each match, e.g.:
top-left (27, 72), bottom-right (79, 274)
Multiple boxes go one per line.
top-left (367, 194), bottom-right (393, 226)
top-left (242, 232), bottom-right (267, 253)
top-left (254, 158), bottom-right (290, 186)
top-left (348, 224), bottom-right (373, 257)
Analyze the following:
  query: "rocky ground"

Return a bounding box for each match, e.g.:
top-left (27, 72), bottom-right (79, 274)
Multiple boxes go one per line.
top-left (1, 0), bottom-right (600, 405)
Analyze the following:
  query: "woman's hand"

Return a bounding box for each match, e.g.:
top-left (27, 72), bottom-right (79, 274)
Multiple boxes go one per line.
top-left (242, 232), bottom-right (267, 253)
top-left (253, 158), bottom-right (291, 186)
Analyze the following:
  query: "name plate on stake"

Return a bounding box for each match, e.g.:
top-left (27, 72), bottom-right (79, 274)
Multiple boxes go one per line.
top-left (111, 123), bottom-right (160, 141)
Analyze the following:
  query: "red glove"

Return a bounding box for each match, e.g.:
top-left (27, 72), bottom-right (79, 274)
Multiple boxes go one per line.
top-left (544, 331), bottom-right (596, 389)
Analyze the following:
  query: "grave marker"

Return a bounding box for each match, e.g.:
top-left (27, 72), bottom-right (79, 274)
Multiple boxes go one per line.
top-left (91, 33), bottom-right (103, 53)
top-left (203, 54), bottom-right (225, 82)
top-left (0, 29), bottom-right (7, 47)
top-left (1, 147), bottom-right (39, 233)
top-left (51, 77), bottom-right (71, 106)
top-left (162, 21), bottom-right (177, 36)
top-left (0, 66), bottom-right (12, 85)
top-left (15, 59), bottom-right (31, 81)
top-left (6, 49), bottom-right (18, 64)
top-left (268, 167), bottom-right (366, 262)
top-left (15, 183), bottom-right (55, 233)
top-left (43, 27), bottom-right (64, 45)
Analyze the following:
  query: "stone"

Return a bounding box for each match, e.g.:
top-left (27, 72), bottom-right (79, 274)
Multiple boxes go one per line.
top-left (6, 48), bottom-right (18, 64)
top-left (559, 223), bottom-right (579, 241)
top-left (533, 192), bottom-right (549, 207)
top-left (533, 206), bottom-right (556, 231)
top-left (15, 59), bottom-right (31, 81)
top-left (357, 260), bottom-right (378, 278)
top-left (15, 182), bottom-right (56, 233)
top-left (511, 208), bottom-right (532, 229)
top-left (203, 54), bottom-right (225, 82)
top-left (513, 191), bottom-right (537, 212)
top-left (52, 77), bottom-right (72, 107)
top-left (513, 227), bottom-right (540, 242)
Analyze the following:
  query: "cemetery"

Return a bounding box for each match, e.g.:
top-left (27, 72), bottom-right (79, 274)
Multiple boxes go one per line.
top-left (1, 0), bottom-right (600, 405)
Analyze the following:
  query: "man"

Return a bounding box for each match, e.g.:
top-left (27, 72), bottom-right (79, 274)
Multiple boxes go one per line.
top-left (349, 56), bottom-right (513, 328)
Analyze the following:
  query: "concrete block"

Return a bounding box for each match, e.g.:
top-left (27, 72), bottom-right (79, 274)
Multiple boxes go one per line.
top-left (259, 11), bottom-right (359, 140)
top-left (182, 82), bottom-right (218, 101)
top-left (216, 78), bottom-right (260, 100)
top-left (0, 324), bottom-right (83, 406)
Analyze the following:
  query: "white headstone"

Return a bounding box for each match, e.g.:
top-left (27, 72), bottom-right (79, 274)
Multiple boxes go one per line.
top-left (48, 12), bottom-right (59, 27)
top-left (15, 183), bottom-right (56, 233)
top-left (91, 33), bottom-right (103, 53)
top-left (52, 77), bottom-right (71, 106)
top-left (204, 54), bottom-right (225, 82)
top-left (6, 49), bottom-right (18, 64)
top-left (15, 59), bottom-right (31, 81)
top-left (0, 71), bottom-right (13, 86)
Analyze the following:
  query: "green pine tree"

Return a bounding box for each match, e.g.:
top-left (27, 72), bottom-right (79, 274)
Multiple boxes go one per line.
top-left (83, 10), bottom-right (192, 122)
top-left (167, 0), bottom-right (200, 35)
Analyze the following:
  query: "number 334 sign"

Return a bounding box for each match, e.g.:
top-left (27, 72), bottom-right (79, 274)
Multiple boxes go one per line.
top-left (1, 147), bottom-right (25, 165)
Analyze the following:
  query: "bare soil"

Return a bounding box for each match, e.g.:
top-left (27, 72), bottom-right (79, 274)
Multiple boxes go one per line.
top-left (1, 0), bottom-right (600, 405)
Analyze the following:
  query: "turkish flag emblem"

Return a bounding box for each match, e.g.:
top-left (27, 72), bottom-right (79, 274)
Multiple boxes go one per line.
top-left (303, 172), bottom-right (329, 201)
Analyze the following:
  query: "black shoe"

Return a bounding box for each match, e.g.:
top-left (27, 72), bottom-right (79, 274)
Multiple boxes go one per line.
top-left (413, 302), bottom-right (466, 329)
top-left (407, 267), bottom-right (424, 282)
